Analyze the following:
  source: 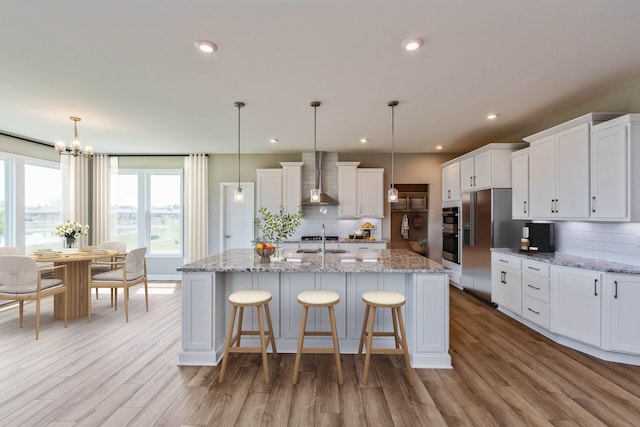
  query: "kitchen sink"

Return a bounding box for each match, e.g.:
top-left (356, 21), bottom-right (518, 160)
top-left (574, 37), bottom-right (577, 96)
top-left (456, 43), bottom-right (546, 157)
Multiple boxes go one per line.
top-left (295, 249), bottom-right (351, 254)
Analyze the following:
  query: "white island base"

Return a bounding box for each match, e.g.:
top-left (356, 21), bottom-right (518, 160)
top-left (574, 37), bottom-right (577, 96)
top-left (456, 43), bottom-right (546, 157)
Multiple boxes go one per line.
top-left (179, 271), bottom-right (451, 369)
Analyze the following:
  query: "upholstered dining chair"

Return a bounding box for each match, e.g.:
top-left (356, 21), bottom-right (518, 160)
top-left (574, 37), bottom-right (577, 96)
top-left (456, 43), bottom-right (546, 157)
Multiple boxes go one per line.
top-left (92, 241), bottom-right (127, 303)
top-left (87, 247), bottom-right (148, 322)
top-left (0, 246), bottom-right (22, 255)
top-left (0, 255), bottom-right (68, 339)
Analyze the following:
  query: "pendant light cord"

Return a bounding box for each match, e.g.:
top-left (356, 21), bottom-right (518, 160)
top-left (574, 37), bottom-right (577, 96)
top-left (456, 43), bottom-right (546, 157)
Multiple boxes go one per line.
top-left (388, 100), bottom-right (398, 189)
top-left (234, 102), bottom-right (245, 188)
top-left (311, 101), bottom-right (321, 189)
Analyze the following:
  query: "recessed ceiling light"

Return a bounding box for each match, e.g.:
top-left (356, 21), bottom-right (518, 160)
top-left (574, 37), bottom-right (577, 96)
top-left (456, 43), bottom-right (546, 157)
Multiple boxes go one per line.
top-left (402, 38), bottom-right (424, 51)
top-left (360, 138), bottom-right (369, 144)
top-left (194, 40), bottom-right (217, 53)
top-left (486, 113), bottom-right (498, 120)
top-left (269, 138), bottom-right (278, 144)
top-left (436, 145), bottom-right (444, 150)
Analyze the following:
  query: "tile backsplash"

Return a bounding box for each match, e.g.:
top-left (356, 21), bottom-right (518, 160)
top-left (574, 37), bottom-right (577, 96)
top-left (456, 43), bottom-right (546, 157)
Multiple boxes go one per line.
top-left (289, 205), bottom-right (382, 240)
top-left (555, 221), bottom-right (640, 266)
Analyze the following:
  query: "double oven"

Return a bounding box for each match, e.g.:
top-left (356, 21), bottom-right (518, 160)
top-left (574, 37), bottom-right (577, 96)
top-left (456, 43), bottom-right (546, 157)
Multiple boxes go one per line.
top-left (442, 206), bottom-right (459, 264)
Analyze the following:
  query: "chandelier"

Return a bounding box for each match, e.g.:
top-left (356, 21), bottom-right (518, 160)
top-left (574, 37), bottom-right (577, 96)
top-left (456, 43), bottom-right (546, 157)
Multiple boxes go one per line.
top-left (55, 116), bottom-right (93, 157)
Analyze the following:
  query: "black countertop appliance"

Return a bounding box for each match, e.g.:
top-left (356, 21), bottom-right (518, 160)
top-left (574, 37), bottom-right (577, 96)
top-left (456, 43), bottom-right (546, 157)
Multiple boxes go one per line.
top-left (525, 222), bottom-right (555, 252)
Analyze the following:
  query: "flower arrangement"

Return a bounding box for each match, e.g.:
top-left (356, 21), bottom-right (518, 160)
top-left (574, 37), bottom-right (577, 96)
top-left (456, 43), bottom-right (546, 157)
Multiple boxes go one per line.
top-left (55, 220), bottom-right (89, 241)
top-left (254, 207), bottom-right (302, 245)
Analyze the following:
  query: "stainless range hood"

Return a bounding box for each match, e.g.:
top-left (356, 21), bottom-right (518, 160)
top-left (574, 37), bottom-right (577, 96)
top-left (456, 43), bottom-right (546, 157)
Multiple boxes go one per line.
top-left (301, 151), bottom-right (339, 206)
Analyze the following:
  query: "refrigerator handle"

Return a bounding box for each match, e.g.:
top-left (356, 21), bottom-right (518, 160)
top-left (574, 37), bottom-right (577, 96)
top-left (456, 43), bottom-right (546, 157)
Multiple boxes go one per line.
top-left (470, 192), bottom-right (477, 247)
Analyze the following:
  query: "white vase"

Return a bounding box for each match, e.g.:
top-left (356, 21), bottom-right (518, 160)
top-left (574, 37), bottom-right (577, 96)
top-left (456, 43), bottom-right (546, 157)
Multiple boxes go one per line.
top-left (271, 247), bottom-right (285, 262)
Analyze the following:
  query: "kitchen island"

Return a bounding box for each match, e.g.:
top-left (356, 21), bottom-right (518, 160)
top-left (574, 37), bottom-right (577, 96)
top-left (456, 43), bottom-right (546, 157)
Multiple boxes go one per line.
top-left (177, 248), bottom-right (451, 368)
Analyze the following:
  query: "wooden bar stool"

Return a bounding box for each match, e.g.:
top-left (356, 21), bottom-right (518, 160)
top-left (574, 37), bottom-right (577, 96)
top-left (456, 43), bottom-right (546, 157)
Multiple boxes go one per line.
top-left (357, 290), bottom-right (413, 385)
top-left (293, 290), bottom-right (343, 385)
top-left (219, 289), bottom-right (278, 383)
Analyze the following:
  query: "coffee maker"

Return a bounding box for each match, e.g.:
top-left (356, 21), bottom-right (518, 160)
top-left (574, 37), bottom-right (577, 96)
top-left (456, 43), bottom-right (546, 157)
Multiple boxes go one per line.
top-left (525, 222), bottom-right (555, 252)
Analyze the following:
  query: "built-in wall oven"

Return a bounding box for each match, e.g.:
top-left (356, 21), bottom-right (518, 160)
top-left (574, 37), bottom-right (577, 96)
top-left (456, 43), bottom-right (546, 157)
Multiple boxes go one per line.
top-left (442, 206), bottom-right (459, 264)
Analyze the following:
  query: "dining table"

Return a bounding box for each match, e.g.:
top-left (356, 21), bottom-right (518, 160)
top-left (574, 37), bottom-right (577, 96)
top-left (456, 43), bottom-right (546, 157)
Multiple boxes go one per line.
top-left (32, 249), bottom-right (120, 319)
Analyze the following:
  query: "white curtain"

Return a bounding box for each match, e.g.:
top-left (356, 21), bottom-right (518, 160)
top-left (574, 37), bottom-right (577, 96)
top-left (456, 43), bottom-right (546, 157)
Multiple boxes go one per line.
top-left (184, 154), bottom-right (209, 262)
top-left (60, 155), bottom-right (90, 247)
top-left (91, 154), bottom-right (115, 244)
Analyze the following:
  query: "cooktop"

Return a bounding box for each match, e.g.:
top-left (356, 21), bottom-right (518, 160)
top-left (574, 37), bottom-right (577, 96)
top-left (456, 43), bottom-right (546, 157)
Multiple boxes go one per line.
top-left (301, 235), bottom-right (339, 241)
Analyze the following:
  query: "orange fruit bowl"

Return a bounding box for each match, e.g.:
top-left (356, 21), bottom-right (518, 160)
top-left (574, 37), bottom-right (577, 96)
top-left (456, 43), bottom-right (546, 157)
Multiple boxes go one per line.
top-left (255, 247), bottom-right (276, 262)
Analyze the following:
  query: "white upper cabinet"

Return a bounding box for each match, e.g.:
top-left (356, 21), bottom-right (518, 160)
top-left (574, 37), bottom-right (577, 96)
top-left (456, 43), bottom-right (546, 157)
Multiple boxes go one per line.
top-left (280, 162), bottom-right (304, 213)
top-left (590, 114), bottom-right (640, 221)
top-left (441, 161), bottom-right (460, 202)
top-left (457, 143), bottom-right (525, 193)
top-left (529, 123), bottom-right (590, 219)
top-left (511, 148), bottom-right (529, 219)
top-left (525, 112), bottom-right (624, 220)
top-left (336, 162), bottom-right (360, 218)
top-left (356, 168), bottom-right (384, 218)
top-left (256, 169), bottom-right (283, 213)
top-left (256, 162), bottom-right (303, 214)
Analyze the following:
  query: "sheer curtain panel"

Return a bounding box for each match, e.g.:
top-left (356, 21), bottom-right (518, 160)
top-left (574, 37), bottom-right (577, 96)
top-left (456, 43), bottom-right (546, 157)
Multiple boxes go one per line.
top-left (91, 154), bottom-right (114, 244)
top-left (185, 154), bottom-right (208, 262)
top-left (60, 155), bottom-right (90, 247)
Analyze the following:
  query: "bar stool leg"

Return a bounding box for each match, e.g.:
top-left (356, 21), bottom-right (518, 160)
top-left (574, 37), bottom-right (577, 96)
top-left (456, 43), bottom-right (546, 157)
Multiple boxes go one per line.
top-left (391, 307), bottom-right (400, 349)
top-left (357, 304), bottom-right (371, 357)
top-left (396, 305), bottom-right (413, 385)
top-left (219, 305), bottom-right (238, 383)
top-left (256, 304), bottom-right (270, 383)
top-left (235, 306), bottom-right (245, 348)
top-left (328, 305), bottom-right (344, 385)
top-left (292, 305), bottom-right (309, 385)
top-left (363, 306), bottom-right (377, 385)
top-left (264, 302), bottom-right (278, 358)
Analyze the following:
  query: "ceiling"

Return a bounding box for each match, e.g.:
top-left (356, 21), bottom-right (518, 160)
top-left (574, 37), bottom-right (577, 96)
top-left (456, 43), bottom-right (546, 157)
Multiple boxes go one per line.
top-left (3, 0), bottom-right (640, 155)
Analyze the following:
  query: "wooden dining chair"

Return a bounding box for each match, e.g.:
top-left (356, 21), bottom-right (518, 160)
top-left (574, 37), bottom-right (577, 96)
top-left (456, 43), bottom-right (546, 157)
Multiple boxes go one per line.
top-left (92, 241), bottom-right (127, 304)
top-left (87, 247), bottom-right (148, 322)
top-left (0, 255), bottom-right (68, 339)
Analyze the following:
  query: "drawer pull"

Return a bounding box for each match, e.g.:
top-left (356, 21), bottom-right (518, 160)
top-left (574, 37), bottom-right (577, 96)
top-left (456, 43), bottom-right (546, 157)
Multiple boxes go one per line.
top-left (527, 284), bottom-right (540, 290)
top-left (614, 280), bottom-right (618, 299)
top-left (594, 279), bottom-right (598, 297)
top-left (499, 259), bottom-right (509, 263)
top-left (527, 266), bottom-right (541, 271)
top-left (527, 307), bottom-right (540, 315)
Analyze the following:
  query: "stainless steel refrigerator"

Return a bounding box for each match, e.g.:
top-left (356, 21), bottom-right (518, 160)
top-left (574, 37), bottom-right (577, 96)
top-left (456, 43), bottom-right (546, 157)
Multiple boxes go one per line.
top-left (461, 188), bottom-right (522, 304)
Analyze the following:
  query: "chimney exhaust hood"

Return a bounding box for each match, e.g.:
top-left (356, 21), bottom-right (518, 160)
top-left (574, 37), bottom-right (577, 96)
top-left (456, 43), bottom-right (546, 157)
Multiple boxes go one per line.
top-left (301, 151), bottom-right (339, 206)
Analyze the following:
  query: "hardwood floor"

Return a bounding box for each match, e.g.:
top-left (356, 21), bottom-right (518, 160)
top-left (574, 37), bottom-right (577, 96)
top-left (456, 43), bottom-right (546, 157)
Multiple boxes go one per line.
top-left (1, 282), bottom-right (640, 426)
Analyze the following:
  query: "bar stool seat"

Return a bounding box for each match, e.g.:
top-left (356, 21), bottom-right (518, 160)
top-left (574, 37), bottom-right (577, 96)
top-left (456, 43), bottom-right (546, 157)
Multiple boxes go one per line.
top-left (293, 290), bottom-right (343, 385)
top-left (219, 289), bottom-right (278, 383)
top-left (358, 290), bottom-right (413, 385)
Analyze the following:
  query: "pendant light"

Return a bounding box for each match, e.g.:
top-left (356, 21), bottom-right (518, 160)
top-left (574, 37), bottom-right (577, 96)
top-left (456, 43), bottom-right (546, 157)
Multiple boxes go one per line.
top-left (310, 101), bottom-right (321, 203)
top-left (234, 101), bottom-right (245, 203)
top-left (388, 100), bottom-right (399, 203)
top-left (54, 116), bottom-right (93, 157)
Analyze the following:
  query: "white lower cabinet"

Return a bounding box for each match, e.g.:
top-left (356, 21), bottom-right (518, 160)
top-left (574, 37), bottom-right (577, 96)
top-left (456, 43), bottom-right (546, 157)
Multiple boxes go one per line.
top-left (605, 274), bottom-right (640, 354)
top-left (550, 265), bottom-right (602, 347)
top-left (521, 260), bottom-right (550, 329)
top-left (491, 254), bottom-right (521, 314)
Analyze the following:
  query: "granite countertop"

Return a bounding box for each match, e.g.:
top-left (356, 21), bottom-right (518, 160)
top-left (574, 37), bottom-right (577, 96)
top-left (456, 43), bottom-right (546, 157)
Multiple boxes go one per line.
top-left (492, 248), bottom-right (640, 275)
top-left (283, 239), bottom-right (389, 244)
top-left (178, 248), bottom-right (447, 273)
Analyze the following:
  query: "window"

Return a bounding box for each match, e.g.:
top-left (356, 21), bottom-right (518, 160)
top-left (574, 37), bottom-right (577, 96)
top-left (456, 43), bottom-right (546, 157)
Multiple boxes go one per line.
top-left (0, 160), bottom-right (5, 245)
top-left (24, 163), bottom-right (62, 253)
top-left (112, 170), bottom-right (182, 255)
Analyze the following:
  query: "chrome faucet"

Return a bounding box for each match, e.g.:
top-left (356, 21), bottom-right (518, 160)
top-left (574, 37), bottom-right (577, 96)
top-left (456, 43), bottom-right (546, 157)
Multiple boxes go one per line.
top-left (321, 224), bottom-right (326, 256)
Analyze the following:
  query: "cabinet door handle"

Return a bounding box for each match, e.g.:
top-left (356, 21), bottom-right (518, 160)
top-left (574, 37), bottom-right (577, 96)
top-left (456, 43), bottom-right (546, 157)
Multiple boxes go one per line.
top-left (594, 279), bottom-right (598, 296)
top-left (527, 307), bottom-right (540, 315)
top-left (614, 280), bottom-right (618, 299)
top-left (523, 201), bottom-right (527, 214)
top-left (527, 284), bottom-right (540, 290)
top-left (555, 199), bottom-right (559, 213)
top-left (469, 176), bottom-right (473, 187)
top-left (551, 199), bottom-right (554, 213)
top-left (592, 196), bottom-right (596, 213)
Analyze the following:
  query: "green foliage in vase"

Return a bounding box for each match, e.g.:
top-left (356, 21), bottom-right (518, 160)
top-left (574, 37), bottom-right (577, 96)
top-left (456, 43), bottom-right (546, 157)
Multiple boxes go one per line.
top-left (254, 207), bottom-right (302, 244)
